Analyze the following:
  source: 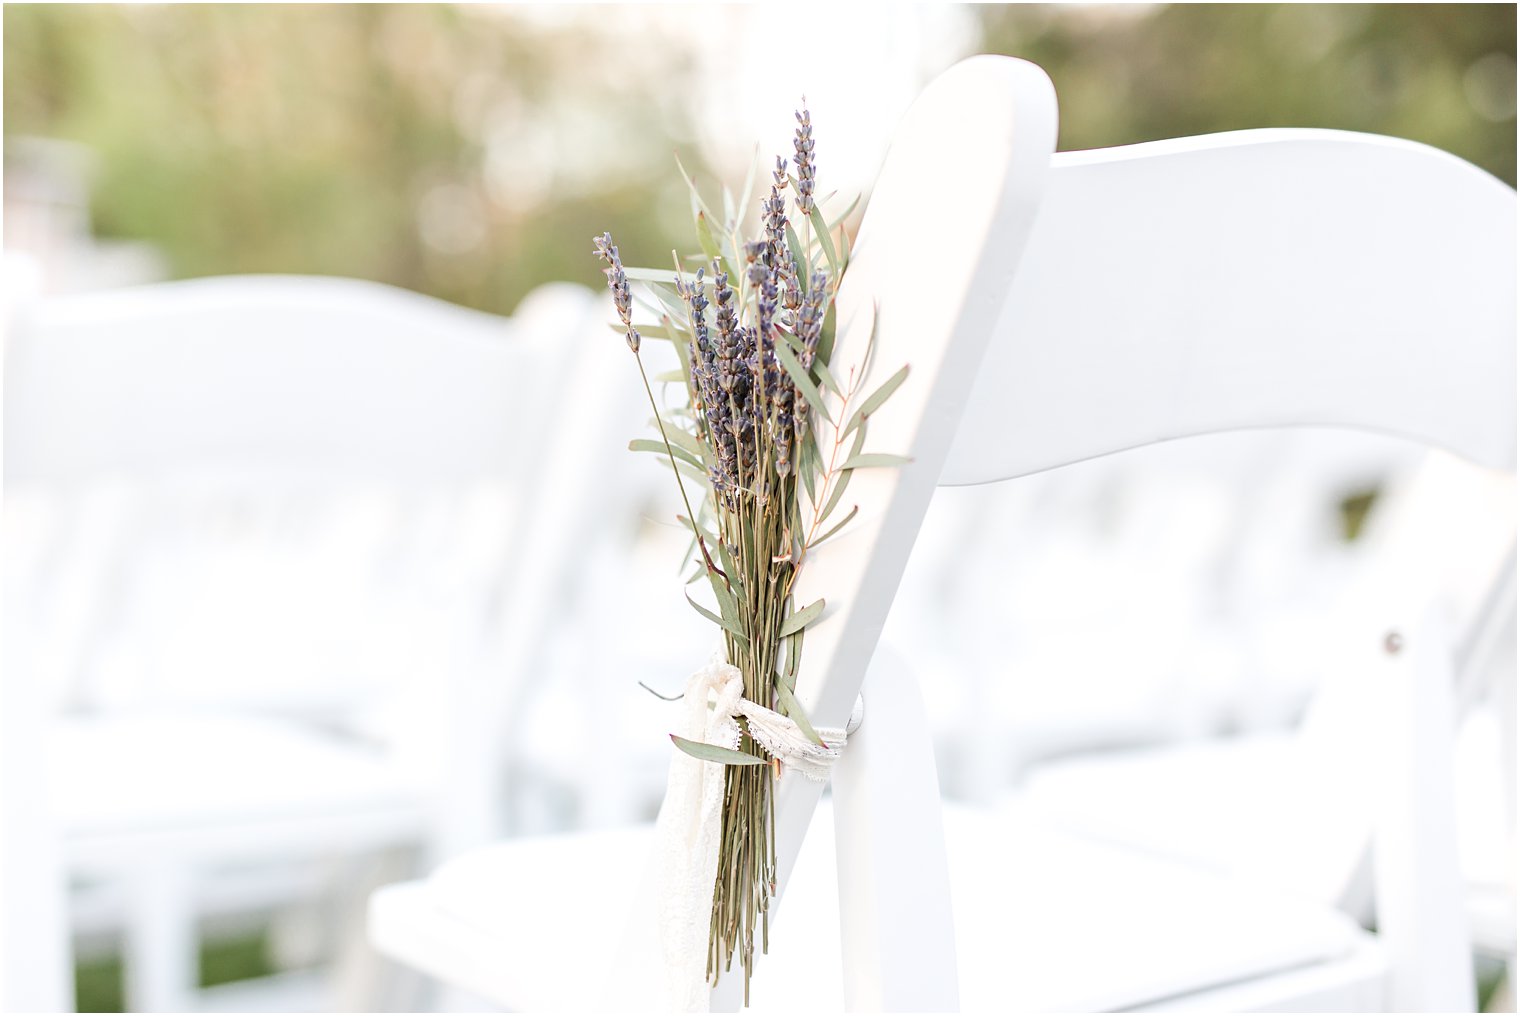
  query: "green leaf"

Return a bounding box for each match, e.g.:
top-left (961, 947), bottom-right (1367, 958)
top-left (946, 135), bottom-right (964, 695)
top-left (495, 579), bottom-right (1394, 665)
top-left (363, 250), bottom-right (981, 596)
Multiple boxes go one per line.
top-left (775, 342), bottom-right (832, 424)
top-left (608, 320), bottom-right (680, 343)
top-left (695, 211), bottom-right (720, 261)
top-left (843, 364), bottom-right (910, 437)
top-left (676, 513), bottom-right (722, 552)
top-left (715, 540), bottom-right (742, 597)
top-left (778, 597), bottom-right (824, 637)
top-left (708, 570), bottom-right (744, 637)
top-left (694, 213), bottom-right (736, 280)
top-left (624, 266), bottom-right (709, 287)
top-left (816, 302), bottom-right (836, 369)
top-left (686, 589), bottom-right (744, 637)
top-left (736, 146), bottom-right (759, 233)
top-left (653, 369), bottom-right (687, 384)
top-left (650, 421), bottom-right (708, 462)
top-left (785, 220), bottom-right (809, 284)
top-left (810, 503), bottom-right (858, 547)
top-left (646, 284), bottom-right (695, 328)
top-left (839, 453), bottom-right (912, 470)
top-left (674, 153), bottom-right (719, 223)
top-left (784, 626), bottom-right (804, 688)
top-left (671, 735), bottom-right (767, 766)
top-left (798, 433), bottom-right (818, 502)
top-left (809, 205), bottom-right (838, 275)
top-left (827, 193), bottom-right (862, 233)
top-left (629, 438), bottom-right (702, 470)
top-left (817, 468), bottom-right (852, 527)
top-left (813, 356), bottom-right (843, 398)
top-left (773, 682), bottom-right (825, 747)
top-left (676, 460), bottom-right (711, 489)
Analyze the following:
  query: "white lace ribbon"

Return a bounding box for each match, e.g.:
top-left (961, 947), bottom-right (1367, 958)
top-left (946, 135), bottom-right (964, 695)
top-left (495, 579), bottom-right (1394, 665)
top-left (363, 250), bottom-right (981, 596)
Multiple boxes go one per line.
top-left (654, 657), bottom-right (847, 1011)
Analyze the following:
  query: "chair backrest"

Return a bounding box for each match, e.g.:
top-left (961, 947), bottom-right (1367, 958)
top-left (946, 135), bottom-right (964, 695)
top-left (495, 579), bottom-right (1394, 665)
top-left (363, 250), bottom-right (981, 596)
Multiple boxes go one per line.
top-left (763, 51), bottom-right (1059, 926)
top-left (792, 97), bottom-right (1516, 784)
top-left (3, 275), bottom-right (599, 720)
top-left (761, 53), bottom-right (1514, 1001)
top-left (943, 129), bottom-right (1516, 484)
top-left (5, 274), bottom-right (586, 487)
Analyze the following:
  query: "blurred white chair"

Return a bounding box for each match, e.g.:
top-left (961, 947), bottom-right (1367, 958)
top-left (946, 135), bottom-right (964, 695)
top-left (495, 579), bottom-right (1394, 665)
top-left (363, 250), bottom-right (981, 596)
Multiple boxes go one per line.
top-left (1, 253), bottom-right (74, 1014)
top-left (1021, 450), bottom-right (1516, 991)
top-left (3, 274), bottom-right (608, 1011)
top-left (892, 425), bottom-right (1427, 801)
top-left (369, 54), bottom-right (1513, 1012)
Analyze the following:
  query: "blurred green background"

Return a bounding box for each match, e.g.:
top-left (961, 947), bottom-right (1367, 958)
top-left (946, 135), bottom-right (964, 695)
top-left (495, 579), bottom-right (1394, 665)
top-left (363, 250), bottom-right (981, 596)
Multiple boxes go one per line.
top-left (4, 3), bottom-right (1514, 313)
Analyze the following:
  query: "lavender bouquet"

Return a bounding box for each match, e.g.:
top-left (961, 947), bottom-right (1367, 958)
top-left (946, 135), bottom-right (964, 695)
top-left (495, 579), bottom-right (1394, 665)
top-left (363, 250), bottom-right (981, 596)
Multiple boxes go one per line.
top-left (594, 105), bottom-right (908, 1001)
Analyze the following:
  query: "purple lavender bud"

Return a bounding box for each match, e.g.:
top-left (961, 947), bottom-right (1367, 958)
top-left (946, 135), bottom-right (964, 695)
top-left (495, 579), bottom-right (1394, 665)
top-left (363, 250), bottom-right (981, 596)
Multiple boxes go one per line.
top-left (592, 231), bottom-right (641, 352)
top-left (793, 105), bottom-right (816, 218)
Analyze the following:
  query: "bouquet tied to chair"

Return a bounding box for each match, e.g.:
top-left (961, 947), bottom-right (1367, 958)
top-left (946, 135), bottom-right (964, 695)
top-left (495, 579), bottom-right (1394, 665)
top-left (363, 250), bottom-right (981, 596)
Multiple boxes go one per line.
top-left (594, 104), bottom-right (909, 1007)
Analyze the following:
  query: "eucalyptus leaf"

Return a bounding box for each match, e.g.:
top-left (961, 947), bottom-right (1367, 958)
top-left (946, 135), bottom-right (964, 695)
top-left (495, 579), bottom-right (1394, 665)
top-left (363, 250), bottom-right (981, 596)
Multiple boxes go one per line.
top-left (629, 438), bottom-right (702, 470)
top-left (784, 626), bottom-right (804, 688)
top-left (686, 590), bottom-right (744, 637)
top-left (813, 356), bottom-right (843, 398)
top-left (676, 460), bottom-right (711, 489)
top-left (778, 597), bottom-right (824, 637)
top-left (809, 206), bottom-right (838, 274)
top-left (798, 436), bottom-right (818, 502)
top-left (811, 503), bottom-right (859, 547)
top-left (708, 571), bottom-right (744, 636)
top-left (773, 682), bottom-right (825, 747)
top-left (736, 146), bottom-right (758, 234)
top-left (671, 735), bottom-right (767, 766)
top-left (775, 343), bottom-right (832, 424)
top-left (674, 153), bottom-right (719, 224)
top-left (649, 421), bottom-right (708, 462)
top-left (839, 450), bottom-right (905, 471)
top-left (784, 221), bottom-right (809, 284)
top-left (843, 364), bottom-right (910, 437)
top-left (647, 284), bottom-right (695, 328)
top-left (839, 452), bottom-right (913, 470)
top-left (610, 320), bottom-right (680, 343)
top-left (817, 465), bottom-right (853, 527)
top-left (827, 193), bottom-right (862, 233)
top-left (625, 266), bottom-right (710, 287)
top-left (676, 513), bottom-right (722, 552)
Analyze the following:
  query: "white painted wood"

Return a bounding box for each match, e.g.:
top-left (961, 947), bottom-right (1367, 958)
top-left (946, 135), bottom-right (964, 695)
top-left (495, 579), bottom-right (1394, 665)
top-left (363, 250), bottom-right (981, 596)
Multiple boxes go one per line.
top-left (944, 130), bottom-right (1517, 485)
top-left (5, 274), bottom-right (570, 486)
top-left (123, 863), bottom-right (197, 1013)
top-left (830, 649), bottom-right (957, 1011)
top-left (5, 274), bottom-right (603, 1010)
top-left (371, 55), bottom-right (1514, 1014)
top-left (761, 55), bottom-right (1057, 1006)
top-left (1373, 607), bottom-right (1476, 1011)
top-left (0, 253), bottom-right (73, 1014)
top-left (368, 796), bottom-right (1375, 1012)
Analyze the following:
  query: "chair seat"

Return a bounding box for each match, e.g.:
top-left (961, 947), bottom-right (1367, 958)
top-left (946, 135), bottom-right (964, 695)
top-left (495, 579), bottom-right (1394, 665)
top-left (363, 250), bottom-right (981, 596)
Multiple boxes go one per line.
top-left (1026, 713), bottom-right (1513, 886)
top-left (54, 708), bottom-right (430, 871)
top-left (370, 798), bottom-right (1375, 1012)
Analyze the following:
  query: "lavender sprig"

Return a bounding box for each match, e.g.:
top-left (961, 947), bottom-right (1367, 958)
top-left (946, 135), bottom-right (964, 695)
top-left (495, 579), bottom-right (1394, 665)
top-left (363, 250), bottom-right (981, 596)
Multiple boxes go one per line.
top-left (592, 231), bottom-right (640, 352)
top-left (793, 105), bottom-right (816, 219)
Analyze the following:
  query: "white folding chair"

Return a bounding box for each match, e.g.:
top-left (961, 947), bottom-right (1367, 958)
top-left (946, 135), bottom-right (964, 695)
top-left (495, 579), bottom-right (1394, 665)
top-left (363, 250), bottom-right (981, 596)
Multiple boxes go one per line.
top-left (2, 274), bottom-right (609, 1011)
top-left (368, 54), bottom-right (1514, 1011)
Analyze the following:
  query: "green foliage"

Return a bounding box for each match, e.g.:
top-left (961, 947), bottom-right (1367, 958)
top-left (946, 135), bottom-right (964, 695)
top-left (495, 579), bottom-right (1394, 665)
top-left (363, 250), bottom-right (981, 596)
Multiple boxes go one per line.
top-left (977, 4), bottom-right (1516, 185)
top-left (2, 4), bottom-right (713, 314)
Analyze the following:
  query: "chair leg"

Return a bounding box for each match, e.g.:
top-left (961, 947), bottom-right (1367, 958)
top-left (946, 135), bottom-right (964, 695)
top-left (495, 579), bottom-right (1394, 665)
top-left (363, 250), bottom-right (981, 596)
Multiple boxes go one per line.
top-left (830, 649), bottom-right (959, 1012)
top-left (1374, 611), bottom-right (1476, 1012)
top-left (123, 863), bottom-right (197, 1013)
